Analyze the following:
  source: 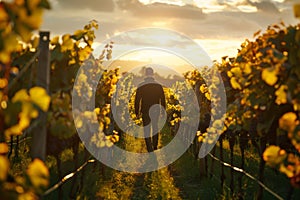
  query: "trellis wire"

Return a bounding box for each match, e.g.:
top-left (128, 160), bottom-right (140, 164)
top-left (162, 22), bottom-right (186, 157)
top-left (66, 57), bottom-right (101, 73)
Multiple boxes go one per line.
top-left (8, 50), bottom-right (40, 91)
top-left (43, 159), bottom-right (96, 196)
top-left (207, 152), bottom-right (284, 200)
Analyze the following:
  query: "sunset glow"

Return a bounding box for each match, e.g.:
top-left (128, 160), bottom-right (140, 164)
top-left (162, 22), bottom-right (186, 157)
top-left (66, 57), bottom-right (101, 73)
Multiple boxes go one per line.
top-left (43, 0), bottom-right (298, 68)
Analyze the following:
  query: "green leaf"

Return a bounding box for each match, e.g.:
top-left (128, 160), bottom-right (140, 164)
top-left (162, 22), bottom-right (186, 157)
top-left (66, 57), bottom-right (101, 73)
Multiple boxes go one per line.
top-left (39, 0), bottom-right (51, 9)
top-left (257, 116), bottom-right (274, 135)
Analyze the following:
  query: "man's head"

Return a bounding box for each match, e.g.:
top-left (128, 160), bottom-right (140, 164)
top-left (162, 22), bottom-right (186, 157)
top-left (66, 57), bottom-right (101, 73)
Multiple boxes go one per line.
top-left (145, 67), bottom-right (154, 76)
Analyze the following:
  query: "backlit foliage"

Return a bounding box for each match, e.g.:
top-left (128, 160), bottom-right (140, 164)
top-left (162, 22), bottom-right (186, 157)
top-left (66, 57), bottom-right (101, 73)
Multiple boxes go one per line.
top-left (226, 23), bottom-right (300, 187)
top-left (0, 1), bottom-right (120, 198)
top-left (0, 0), bottom-right (51, 198)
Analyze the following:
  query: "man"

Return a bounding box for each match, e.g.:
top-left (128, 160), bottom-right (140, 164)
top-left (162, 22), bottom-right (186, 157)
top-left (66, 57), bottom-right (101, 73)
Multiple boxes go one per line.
top-left (134, 67), bottom-right (166, 152)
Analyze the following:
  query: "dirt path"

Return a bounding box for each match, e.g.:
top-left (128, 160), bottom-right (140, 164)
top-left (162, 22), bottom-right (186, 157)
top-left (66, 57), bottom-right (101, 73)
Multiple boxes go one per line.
top-left (97, 130), bottom-right (183, 200)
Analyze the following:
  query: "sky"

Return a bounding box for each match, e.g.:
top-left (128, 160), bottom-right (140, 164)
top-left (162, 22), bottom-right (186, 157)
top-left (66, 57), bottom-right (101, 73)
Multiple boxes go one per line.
top-left (41, 0), bottom-right (299, 72)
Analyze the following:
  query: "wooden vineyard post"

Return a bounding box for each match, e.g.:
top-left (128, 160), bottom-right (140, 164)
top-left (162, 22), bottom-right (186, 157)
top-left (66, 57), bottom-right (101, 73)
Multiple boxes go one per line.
top-left (31, 31), bottom-right (50, 161)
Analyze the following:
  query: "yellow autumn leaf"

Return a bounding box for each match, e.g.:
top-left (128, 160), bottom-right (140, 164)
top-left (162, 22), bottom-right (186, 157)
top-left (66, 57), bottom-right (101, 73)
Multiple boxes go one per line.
top-left (31, 36), bottom-right (39, 49)
top-left (4, 33), bottom-right (18, 53)
top-left (6, 96), bottom-right (40, 137)
top-left (27, 159), bottom-right (49, 189)
top-left (61, 34), bottom-right (73, 52)
top-left (279, 164), bottom-right (294, 178)
top-left (19, 117), bottom-right (30, 131)
top-left (62, 33), bottom-right (71, 41)
top-left (74, 117), bottom-right (83, 129)
top-left (18, 192), bottom-right (37, 200)
top-left (18, 104), bottom-right (37, 133)
top-left (12, 89), bottom-right (29, 102)
top-left (105, 138), bottom-right (114, 147)
top-left (78, 47), bottom-right (92, 62)
top-left (29, 87), bottom-right (50, 112)
top-left (200, 84), bottom-right (207, 93)
top-left (16, 7), bottom-right (29, 22)
top-left (15, 22), bottom-right (32, 42)
top-left (0, 5), bottom-right (8, 29)
top-left (275, 85), bottom-right (288, 105)
top-left (90, 20), bottom-right (99, 29)
top-left (83, 111), bottom-right (93, 118)
top-left (227, 71), bottom-right (233, 78)
top-left (0, 51), bottom-right (10, 64)
top-left (279, 112), bottom-right (298, 133)
top-left (73, 29), bottom-right (86, 39)
top-left (15, 43), bottom-right (24, 52)
top-left (27, 0), bottom-right (41, 11)
top-left (243, 63), bottom-right (252, 74)
top-left (0, 4), bottom-right (8, 19)
top-left (111, 135), bottom-right (119, 143)
top-left (68, 58), bottom-right (76, 65)
top-left (212, 119), bottom-right (223, 130)
top-left (230, 77), bottom-right (242, 90)
top-left (0, 78), bottom-right (8, 89)
top-left (23, 101), bottom-right (39, 119)
top-left (50, 36), bottom-right (59, 45)
top-left (198, 135), bottom-right (204, 142)
top-left (94, 107), bottom-right (100, 115)
top-left (263, 145), bottom-right (287, 167)
top-left (4, 124), bottom-right (23, 137)
top-left (293, 101), bottom-right (300, 112)
top-left (0, 143), bottom-right (9, 154)
top-left (78, 73), bottom-right (87, 83)
top-left (133, 113), bottom-right (140, 121)
top-left (205, 92), bottom-right (211, 101)
top-left (230, 67), bottom-right (242, 77)
top-left (0, 155), bottom-right (9, 181)
top-left (105, 116), bottom-right (111, 125)
top-left (14, 0), bottom-right (25, 6)
top-left (111, 75), bottom-right (118, 85)
top-left (18, 6), bottom-right (43, 30)
top-left (262, 68), bottom-right (278, 86)
top-left (99, 140), bottom-right (106, 148)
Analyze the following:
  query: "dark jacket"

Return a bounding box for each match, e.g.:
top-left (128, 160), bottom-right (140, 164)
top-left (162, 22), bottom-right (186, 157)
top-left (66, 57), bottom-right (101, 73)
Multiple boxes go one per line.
top-left (134, 77), bottom-right (166, 116)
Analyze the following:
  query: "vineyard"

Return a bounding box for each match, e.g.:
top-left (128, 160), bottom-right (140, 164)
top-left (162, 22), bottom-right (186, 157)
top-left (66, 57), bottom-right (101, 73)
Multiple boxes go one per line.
top-left (1, 0), bottom-right (300, 199)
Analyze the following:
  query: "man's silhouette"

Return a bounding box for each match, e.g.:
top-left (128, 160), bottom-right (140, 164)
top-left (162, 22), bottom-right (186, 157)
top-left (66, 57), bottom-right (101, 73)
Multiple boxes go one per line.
top-left (134, 67), bottom-right (166, 152)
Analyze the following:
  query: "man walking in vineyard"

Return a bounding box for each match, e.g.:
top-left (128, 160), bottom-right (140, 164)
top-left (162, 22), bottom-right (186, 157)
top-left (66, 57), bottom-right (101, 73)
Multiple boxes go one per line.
top-left (134, 67), bottom-right (166, 152)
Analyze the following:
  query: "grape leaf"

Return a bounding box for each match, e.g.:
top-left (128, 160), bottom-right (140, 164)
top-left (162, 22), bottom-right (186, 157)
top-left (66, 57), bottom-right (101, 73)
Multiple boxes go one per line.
top-left (0, 155), bottom-right (9, 181)
top-left (29, 87), bottom-right (50, 112)
top-left (262, 67), bottom-right (278, 86)
top-left (263, 145), bottom-right (287, 167)
top-left (27, 159), bottom-right (49, 189)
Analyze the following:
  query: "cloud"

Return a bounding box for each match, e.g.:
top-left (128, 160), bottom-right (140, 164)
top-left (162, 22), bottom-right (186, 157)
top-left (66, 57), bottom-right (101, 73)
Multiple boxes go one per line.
top-left (57, 0), bottom-right (115, 12)
top-left (170, 13), bottom-right (259, 39)
top-left (247, 0), bottom-right (280, 13)
top-left (116, 0), bottom-right (205, 19)
top-left (42, 0), bottom-right (295, 45)
top-left (211, 0), bottom-right (280, 13)
top-left (40, 1), bottom-right (298, 72)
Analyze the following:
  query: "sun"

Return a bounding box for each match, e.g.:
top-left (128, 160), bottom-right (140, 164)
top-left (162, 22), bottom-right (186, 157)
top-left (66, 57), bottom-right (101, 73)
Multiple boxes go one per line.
top-left (152, 21), bottom-right (168, 27)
